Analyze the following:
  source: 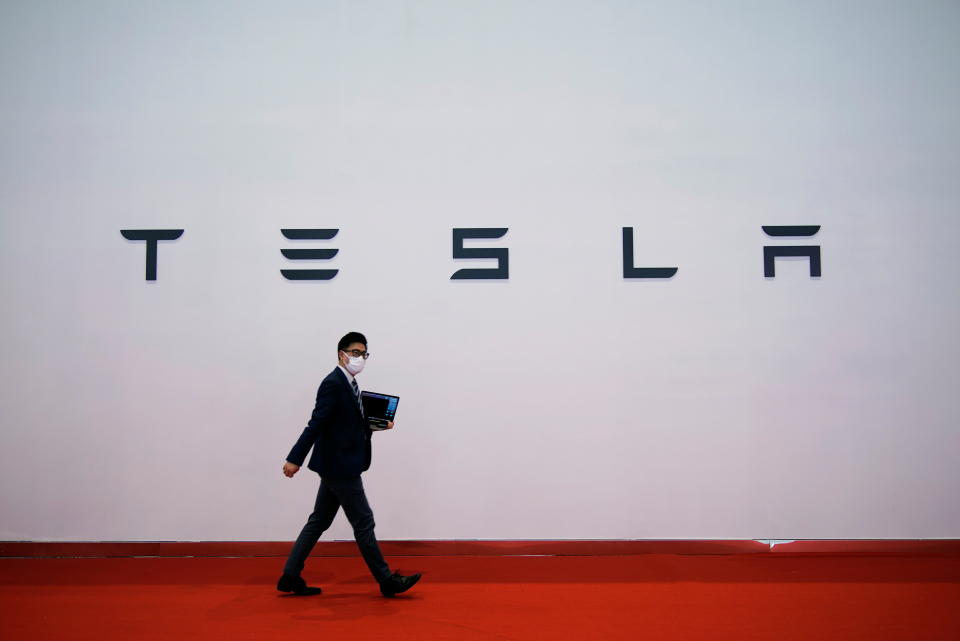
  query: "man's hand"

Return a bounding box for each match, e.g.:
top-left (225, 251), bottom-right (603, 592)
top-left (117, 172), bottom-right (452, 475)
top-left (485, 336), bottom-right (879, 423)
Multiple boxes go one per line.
top-left (283, 462), bottom-right (301, 478)
top-left (384, 421), bottom-right (394, 430)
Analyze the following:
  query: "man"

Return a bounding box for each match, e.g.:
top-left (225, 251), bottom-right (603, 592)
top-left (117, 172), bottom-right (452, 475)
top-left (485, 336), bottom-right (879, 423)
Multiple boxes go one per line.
top-left (277, 331), bottom-right (421, 598)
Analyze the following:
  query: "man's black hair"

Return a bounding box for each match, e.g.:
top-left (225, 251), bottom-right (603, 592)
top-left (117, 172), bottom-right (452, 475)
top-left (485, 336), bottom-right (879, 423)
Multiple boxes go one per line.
top-left (338, 331), bottom-right (367, 352)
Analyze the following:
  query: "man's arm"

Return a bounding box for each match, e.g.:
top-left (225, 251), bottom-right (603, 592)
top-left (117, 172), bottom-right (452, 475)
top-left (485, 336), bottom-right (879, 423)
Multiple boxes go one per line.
top-left (283, 378), bottom-right (337, 475)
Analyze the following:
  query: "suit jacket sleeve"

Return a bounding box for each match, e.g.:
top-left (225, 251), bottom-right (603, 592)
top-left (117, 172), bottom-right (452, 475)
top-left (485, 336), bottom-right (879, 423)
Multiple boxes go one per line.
top-left (285, 377), bottom-right (336, 466)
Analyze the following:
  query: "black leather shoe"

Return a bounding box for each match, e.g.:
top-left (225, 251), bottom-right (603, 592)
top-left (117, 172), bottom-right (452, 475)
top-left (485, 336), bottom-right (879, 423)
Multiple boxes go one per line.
top-left (379, 571), bottom-right (421, 597)
top-left (277, 573), bottom-right (322, 596)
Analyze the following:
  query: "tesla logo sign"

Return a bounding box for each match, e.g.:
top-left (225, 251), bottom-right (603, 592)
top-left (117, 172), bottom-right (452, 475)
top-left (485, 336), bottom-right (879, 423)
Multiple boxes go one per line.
top-left (120, 226), bottom-right (821, 281)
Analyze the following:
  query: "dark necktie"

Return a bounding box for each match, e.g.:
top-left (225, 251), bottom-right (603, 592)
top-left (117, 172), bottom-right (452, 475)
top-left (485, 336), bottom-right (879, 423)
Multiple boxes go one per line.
top-left (351, 379), bottom-right (363, 416)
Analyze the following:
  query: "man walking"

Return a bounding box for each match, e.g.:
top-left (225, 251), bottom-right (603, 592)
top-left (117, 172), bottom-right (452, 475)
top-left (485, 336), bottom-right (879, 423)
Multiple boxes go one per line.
top-left (277, 331), bottom-right (421, 597)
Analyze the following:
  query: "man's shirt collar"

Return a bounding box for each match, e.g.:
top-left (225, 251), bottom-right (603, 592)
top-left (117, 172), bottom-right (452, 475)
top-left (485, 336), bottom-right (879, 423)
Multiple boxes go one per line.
top-left (338, 364), bottom-right (356, 387)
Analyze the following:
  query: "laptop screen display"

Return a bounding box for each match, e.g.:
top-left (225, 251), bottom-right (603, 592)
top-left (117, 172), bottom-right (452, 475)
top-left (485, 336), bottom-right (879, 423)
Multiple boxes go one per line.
top-left (360, 391), bottom-right (399, 422)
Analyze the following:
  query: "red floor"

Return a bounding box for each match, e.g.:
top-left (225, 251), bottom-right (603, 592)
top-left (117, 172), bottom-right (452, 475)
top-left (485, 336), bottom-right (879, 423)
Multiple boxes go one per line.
top-left (1, 554), bottom-right (958, 640)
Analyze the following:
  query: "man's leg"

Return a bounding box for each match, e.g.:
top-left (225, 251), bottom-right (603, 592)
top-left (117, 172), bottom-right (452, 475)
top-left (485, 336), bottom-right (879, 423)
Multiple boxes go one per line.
top-left (282, 478), bottom-right (341, 577)
top-left (327, 477), bottom-right (392, 584)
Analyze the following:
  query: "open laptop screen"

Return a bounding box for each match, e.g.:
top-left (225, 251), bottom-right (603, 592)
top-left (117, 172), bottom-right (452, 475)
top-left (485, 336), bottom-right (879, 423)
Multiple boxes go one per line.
top-left (360, 391), bottom-right (399, 426)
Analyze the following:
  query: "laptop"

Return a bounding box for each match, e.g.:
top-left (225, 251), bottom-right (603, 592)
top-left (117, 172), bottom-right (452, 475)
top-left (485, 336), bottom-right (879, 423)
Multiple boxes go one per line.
top-left (360, 391), bottom-right (400, 431)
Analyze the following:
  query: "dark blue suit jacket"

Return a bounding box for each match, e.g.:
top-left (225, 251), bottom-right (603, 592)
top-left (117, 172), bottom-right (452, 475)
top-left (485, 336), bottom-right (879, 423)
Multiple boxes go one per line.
top-left (286, 367), bottom-right (373, 480)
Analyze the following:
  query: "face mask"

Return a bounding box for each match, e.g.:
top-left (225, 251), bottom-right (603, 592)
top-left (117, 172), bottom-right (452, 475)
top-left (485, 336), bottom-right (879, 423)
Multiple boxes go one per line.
top-left (343, 352), bottom-right (365, 375)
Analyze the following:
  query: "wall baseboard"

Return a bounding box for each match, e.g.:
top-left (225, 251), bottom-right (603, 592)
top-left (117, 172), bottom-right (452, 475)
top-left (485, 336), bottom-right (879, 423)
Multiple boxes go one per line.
top-left (1, 539), bottom-right (958, 558)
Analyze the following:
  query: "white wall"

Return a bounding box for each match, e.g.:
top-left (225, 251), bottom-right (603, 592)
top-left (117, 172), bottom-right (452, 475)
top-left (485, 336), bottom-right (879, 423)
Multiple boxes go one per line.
top-left (1, 0), bottom-right (958, 541)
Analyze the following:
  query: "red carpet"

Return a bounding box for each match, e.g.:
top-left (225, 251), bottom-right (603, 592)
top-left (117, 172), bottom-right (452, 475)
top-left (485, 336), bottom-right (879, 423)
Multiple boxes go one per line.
top-left (2, 554), bottom-right (958, 640)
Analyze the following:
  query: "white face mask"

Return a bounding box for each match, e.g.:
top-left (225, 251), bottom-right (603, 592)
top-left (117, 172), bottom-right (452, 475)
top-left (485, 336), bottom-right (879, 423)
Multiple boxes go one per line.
top-left (343, 352), bottom-right (365, 375)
